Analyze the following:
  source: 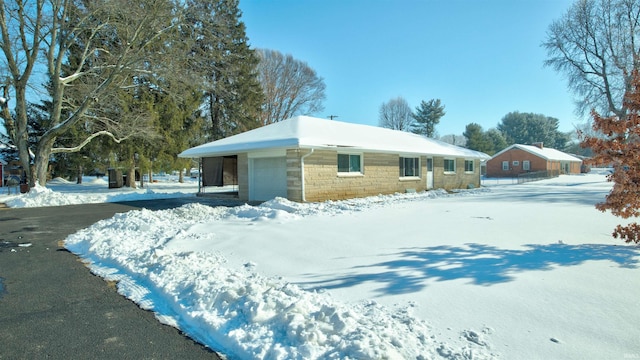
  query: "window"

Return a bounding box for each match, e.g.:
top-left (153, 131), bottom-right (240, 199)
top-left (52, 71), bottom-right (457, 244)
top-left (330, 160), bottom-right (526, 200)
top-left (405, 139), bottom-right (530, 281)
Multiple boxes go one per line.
top-left (464, 160), bottom-right (474, 173)
top-left (444, 159), bottom-right (456, 173)
top-left (513, 160), bottom-right (519, 166)
top-left (400, 157), bottom-right (420, 177)
top-left (426, 158), bottom-right (433, 172)
top-left (337, 154), bottom-right (362, 173)
top-left (523, 160), bottom-right (530, 171)
top-left (502, 161), bottom-right (509, 171)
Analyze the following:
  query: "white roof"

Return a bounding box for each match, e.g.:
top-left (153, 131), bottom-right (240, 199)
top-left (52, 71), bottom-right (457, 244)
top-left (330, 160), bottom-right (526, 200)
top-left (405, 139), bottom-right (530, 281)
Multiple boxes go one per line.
top-left (179, 116), bottom-right (490, 159)
top-left (493, 144), bottom-right (582, 162)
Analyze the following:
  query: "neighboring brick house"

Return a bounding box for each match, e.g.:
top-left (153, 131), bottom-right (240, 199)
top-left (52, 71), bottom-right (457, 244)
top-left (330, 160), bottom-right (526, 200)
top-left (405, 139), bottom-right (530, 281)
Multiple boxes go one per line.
top-left (180, 116), bottom-right (490, 202)
top-left (486, 143), bottom-right (582, 178)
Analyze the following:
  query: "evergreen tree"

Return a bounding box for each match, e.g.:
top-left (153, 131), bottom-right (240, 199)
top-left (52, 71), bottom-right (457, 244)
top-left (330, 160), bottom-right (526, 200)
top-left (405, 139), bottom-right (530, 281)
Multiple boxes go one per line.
top-left (462, 123), bottom-right (508, 155)
top-left (580, 69), bottom-right (640, 244)
top-left (463, 123), bottom-right (494, 154)
top-left (185, 0), bottom-right (263, 141)
top-left (498, 111), bottom-right (569, 149)
top-left (145, 86), bottom-right (205, 182)
top-left (411, 99), bottom-right (445, 137)
top-left (485, 128), bottom-right (508, 154)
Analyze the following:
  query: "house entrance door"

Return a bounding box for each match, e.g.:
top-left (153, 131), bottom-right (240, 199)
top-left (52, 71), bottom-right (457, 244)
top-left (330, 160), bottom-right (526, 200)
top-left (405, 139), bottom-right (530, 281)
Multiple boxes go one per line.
top-left (426, 157), bottom-right (434, 189)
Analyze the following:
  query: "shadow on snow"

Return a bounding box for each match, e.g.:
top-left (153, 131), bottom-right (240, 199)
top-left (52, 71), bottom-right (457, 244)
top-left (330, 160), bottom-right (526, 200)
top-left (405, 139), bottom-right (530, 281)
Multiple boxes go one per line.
top-left (471, 187), bottom-right (609, 206)
top-left (298, 243), bottom-right (640, 296)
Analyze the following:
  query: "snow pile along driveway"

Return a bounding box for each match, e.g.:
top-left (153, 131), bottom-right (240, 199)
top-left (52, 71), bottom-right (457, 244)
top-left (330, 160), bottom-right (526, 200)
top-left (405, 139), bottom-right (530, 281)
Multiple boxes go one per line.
top-left (2, 177), bottom-right (199, 208)
top-left (65, 192), bottom-right (496, 359)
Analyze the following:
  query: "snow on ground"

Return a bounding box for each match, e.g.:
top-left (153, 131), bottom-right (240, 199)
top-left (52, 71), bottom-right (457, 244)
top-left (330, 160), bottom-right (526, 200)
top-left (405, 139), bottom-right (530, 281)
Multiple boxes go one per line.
top-left (0, 175), bottom-right (201, 207)
top-left (3, 171), bottom-right (640, 359)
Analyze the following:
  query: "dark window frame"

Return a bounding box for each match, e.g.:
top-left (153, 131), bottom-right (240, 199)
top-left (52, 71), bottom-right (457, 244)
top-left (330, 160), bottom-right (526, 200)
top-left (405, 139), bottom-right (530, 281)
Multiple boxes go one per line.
top-left (399, 157), bottom-right (420, 177)
top-left (464, 159), bottom-right (474, 173)
top-left (337, 153), bottom-right (362, 174)
top-left (444, 159), bottom-right (456, 173)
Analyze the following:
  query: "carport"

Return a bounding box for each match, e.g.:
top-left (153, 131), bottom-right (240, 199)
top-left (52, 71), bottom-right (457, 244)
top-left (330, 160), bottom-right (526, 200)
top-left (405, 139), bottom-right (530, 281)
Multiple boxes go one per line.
top-left (198, 155), bottom-right (239, 198)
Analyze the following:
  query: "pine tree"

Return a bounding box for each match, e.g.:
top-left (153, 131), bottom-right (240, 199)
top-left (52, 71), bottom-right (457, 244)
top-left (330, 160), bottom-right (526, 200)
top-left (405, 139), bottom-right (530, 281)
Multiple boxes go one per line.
top-left (498, 112), bottom-right (569, 149)
top-left (485, 128), bottom-right (508, 154)
top-left (463, 123), bottom-right (494, 154)
top-left (186, 0), bottom-right (264, 140)
top-left (146, 86), bottom-right (205, 182)
top-left (580, 69), bottom-right (640, 244)
top-left (411, 99), bottom-right (445, 137)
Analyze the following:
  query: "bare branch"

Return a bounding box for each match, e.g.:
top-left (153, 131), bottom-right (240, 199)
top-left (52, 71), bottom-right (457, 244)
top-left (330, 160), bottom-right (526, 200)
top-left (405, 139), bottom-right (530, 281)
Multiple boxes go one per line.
top-left (256, 48), bottom-right (326, 125)
top-left (50, 130), bottom-right (131, 154)
top-left (544, 0), bottom-right (640, 120)
top-left (378, 96), bottom-right (414, 131)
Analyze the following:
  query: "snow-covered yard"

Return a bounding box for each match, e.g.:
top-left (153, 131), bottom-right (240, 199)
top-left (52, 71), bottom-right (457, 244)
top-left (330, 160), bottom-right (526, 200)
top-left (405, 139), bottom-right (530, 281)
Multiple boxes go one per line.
top-left (2, 171), bottom-right (639, 359)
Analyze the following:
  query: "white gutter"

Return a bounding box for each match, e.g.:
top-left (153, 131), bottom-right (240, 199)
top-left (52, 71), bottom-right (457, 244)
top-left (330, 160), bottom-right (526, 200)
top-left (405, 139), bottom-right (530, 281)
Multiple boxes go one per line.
top-left (300, 148), bottom-right (314, 202)
top-left (198, 158), bottom-right (202, 194)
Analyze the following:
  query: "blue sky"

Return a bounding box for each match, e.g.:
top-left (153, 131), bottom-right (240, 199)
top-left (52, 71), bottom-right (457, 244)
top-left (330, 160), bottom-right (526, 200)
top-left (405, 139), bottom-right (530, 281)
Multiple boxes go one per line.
top-left (238, 0), bottom-right (578, 137)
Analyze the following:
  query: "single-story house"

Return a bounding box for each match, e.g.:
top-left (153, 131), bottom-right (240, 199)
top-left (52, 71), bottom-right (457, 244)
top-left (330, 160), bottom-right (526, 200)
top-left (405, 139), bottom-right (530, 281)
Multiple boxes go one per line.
top-left (485, 142), bottom-right (583, 178)
top-left (179, 116), bottom-right (490, 202)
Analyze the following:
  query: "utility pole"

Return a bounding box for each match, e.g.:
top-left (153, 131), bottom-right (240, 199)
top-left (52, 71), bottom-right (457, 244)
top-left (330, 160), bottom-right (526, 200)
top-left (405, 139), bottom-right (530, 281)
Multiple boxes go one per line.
top-left (328, 115), bottom-right (339, 120)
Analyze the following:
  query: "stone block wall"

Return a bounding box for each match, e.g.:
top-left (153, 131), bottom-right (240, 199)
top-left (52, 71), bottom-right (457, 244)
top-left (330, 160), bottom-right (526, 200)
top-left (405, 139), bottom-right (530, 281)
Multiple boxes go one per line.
top-left (300, 150), bottom-right (428, 202)
top-left (237, 153), bottom-right (249, 201)
top-left (436, 157), bottom-right (481, 190)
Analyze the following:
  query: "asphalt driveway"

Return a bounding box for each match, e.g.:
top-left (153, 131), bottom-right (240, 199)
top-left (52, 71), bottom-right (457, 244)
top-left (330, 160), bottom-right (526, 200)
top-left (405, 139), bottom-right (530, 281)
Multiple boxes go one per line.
top-left (0, 198), bottom-right (238, 360)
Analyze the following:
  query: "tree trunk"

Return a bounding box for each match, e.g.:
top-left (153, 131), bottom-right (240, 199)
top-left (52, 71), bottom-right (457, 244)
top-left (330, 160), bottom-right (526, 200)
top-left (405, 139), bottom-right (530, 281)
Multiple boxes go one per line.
top-left (77, 165), bottom-right (83, 184)
top-left (125, 166), bottom-right (136, 188)
top-left (13, 86), bottom-right (33, 186)
top-left (179, 168), bottom-right (184, 183)
top-left (33, 140), bottom-right (56, 187)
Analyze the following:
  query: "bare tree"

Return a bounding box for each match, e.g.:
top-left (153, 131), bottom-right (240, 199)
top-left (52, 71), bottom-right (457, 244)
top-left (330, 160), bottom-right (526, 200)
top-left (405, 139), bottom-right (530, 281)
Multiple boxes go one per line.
top-left (378, 96), bottom-right (414, 131)
top-left (0, 0), bottom-right (183, 186)
top-left (256, 48), bottom-right (326, 125)
top-left (439, 134), bottom-right (467, 147)
top-left (543, 0), bottom-right (640, 120)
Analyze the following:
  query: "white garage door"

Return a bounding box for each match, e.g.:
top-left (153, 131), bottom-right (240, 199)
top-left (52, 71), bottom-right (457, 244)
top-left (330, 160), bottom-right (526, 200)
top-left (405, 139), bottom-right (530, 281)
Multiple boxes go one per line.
top-left (250, 157), bottom-right (288, 201)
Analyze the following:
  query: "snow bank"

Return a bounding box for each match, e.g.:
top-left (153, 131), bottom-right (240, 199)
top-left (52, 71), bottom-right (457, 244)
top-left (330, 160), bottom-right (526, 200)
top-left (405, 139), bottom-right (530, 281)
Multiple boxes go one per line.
top-left (1, 180), bottom-right (197, 208)
top-left (65, 192), bottom-right (496, 359)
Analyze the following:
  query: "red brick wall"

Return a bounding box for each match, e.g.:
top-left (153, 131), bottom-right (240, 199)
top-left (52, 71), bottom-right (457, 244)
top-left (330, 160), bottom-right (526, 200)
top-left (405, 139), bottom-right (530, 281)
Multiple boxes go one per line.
top-left (486, 148), bottom-right (547, 177)
top-left (486, 148), bottom-right (581, 177)
top-left (487, 148), bottom-right (547, 177)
